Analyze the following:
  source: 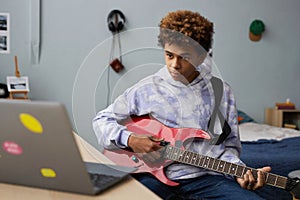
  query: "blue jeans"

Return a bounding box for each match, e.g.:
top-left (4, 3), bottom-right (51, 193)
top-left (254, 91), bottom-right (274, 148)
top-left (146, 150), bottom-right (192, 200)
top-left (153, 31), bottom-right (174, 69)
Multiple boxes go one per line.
top-left (132, 173), bottom-right (265, 200)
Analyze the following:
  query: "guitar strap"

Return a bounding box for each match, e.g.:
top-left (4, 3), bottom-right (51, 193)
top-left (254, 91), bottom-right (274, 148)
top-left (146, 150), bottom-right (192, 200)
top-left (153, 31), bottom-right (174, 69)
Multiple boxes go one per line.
top-left (207, 76), bottom-right (231, 145)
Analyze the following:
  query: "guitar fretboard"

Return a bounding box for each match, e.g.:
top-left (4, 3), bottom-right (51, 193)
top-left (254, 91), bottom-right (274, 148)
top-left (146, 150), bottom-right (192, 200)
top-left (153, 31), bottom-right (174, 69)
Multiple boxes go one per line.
top-left (164, 145), bottom-right (287, 189)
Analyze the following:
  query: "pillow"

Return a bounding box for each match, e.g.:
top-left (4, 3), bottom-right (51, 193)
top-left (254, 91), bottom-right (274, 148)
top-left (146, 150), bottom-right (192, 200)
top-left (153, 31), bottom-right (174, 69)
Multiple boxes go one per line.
top-left (237, 110), bottom-right (256, 124)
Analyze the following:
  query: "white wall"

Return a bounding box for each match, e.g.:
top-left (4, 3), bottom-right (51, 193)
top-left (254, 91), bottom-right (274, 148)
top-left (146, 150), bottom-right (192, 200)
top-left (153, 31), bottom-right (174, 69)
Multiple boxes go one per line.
top-left (1, 0), bottom-right (300, 150)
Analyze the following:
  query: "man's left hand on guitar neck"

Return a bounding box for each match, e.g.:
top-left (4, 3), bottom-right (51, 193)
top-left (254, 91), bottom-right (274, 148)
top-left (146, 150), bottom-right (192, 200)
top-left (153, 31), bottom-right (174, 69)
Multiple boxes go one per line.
top-left (236, 166), bottom-right (272, 190)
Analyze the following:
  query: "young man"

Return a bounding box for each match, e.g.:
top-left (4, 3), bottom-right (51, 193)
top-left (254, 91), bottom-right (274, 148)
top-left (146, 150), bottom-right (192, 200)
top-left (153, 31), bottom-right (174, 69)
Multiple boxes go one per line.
top-left (93, 10), bottom-right (271, 199)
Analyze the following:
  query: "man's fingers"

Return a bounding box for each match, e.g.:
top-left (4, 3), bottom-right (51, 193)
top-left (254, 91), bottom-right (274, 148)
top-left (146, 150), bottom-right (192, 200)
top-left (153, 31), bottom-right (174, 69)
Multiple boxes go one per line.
top-left (253, 171), bottom-right (264, 190)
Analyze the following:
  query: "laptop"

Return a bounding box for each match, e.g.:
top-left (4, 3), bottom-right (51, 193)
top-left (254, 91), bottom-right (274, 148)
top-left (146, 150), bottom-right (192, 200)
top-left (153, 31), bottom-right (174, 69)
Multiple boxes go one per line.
top-left (0, 99), bottom-right (136, 195)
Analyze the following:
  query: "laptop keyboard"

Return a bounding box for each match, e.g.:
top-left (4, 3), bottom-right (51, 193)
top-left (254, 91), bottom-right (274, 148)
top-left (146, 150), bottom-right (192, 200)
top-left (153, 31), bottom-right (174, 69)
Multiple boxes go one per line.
top-left (89, 173), bottom-right (121, 187)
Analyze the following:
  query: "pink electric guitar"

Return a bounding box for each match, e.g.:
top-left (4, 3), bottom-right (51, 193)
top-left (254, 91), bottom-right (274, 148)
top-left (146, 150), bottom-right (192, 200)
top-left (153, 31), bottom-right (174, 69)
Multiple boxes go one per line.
top-left (103, 116), bottom-right (300, 198)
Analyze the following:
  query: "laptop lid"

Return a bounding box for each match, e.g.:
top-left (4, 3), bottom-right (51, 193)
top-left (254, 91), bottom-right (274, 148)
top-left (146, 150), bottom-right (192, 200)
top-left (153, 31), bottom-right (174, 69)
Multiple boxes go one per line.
top-left (0, 99), bottom-right (135, 195)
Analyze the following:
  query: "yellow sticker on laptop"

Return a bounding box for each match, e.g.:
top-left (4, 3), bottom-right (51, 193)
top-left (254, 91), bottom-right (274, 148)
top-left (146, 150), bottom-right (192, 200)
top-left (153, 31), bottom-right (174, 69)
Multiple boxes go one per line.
top-left (19, 113), bottom-right (43, 134)
top-left (40, 168), bottom-right (56, 178)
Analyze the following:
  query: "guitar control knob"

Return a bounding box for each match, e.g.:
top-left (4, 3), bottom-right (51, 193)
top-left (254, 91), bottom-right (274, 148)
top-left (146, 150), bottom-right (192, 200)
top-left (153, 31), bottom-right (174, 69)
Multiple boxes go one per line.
top-left (160, 141), bottom-right (170, 146)
top-left (132, 156), bottom-right (139, 163)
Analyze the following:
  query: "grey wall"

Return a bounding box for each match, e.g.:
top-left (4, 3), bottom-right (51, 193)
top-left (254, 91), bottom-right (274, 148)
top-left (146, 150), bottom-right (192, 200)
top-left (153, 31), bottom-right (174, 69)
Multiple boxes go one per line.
top-left (1, 0), bottom-right (300, 150)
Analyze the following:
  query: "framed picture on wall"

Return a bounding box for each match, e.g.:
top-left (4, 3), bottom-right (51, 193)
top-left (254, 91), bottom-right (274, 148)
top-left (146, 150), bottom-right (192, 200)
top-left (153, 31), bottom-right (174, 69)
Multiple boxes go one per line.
top-left (6, 76), bottom-right (30, 92)
top-left (0, 13), bottom-right (10, 54)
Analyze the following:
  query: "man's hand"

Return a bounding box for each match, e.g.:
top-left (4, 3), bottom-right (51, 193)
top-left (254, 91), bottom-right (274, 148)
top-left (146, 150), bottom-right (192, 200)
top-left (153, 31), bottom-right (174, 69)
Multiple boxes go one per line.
top-left (236, 166), bottom-right (272, 190)
top-left (128, 133), bottom-right (164, 163)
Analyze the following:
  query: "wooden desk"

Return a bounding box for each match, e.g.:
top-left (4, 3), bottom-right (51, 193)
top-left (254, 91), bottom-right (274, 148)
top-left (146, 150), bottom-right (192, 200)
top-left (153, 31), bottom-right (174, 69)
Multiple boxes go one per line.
top-left (0, 134), bottom-right (161, 200)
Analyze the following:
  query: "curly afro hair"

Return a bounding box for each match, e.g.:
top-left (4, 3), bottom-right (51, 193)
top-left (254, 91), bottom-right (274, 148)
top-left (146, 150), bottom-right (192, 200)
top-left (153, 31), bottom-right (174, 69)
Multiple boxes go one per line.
top-left (158, 10), bottom-right (214, 52)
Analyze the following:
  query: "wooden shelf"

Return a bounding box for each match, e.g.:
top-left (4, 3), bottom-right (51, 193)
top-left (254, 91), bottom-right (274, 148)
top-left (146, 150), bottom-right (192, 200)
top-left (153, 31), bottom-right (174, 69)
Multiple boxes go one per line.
top-left (265, 107), bottom-right (300, 129)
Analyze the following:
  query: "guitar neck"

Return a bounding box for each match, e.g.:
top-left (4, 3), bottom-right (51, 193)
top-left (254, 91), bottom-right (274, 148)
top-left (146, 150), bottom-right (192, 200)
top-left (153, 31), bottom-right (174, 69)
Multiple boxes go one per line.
top-left (164, 145), bottom-right (287, 189)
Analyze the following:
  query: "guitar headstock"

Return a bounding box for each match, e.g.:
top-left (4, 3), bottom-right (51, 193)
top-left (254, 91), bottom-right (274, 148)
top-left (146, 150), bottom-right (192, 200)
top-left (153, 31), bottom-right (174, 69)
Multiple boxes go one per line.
top-left (286, 177), bottom-right (300, 199)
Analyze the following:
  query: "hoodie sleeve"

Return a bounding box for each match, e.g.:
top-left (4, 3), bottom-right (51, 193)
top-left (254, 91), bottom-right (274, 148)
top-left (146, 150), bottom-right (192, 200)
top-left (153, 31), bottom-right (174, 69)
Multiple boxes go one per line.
top-left (92, 88), bottom-right (138, 149)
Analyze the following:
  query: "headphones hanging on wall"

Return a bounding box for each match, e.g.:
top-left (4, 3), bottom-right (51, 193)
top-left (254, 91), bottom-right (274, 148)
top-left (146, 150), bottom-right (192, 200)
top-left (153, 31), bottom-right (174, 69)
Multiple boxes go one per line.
top-left (107, 9), bottom-right (126, 33)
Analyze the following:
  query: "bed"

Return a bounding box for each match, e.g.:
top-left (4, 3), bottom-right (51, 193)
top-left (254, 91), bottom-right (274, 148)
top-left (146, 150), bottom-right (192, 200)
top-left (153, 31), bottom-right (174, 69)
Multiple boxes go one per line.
top-left (238, 110), bottom-right (300, 200)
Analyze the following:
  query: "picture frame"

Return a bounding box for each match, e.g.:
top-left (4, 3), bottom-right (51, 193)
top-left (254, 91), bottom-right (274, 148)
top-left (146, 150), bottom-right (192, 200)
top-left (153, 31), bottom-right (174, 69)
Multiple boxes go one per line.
top-left (0, 13), bottom-right (10, 54)
top-left (6, 76), bottom-right (30, 92)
